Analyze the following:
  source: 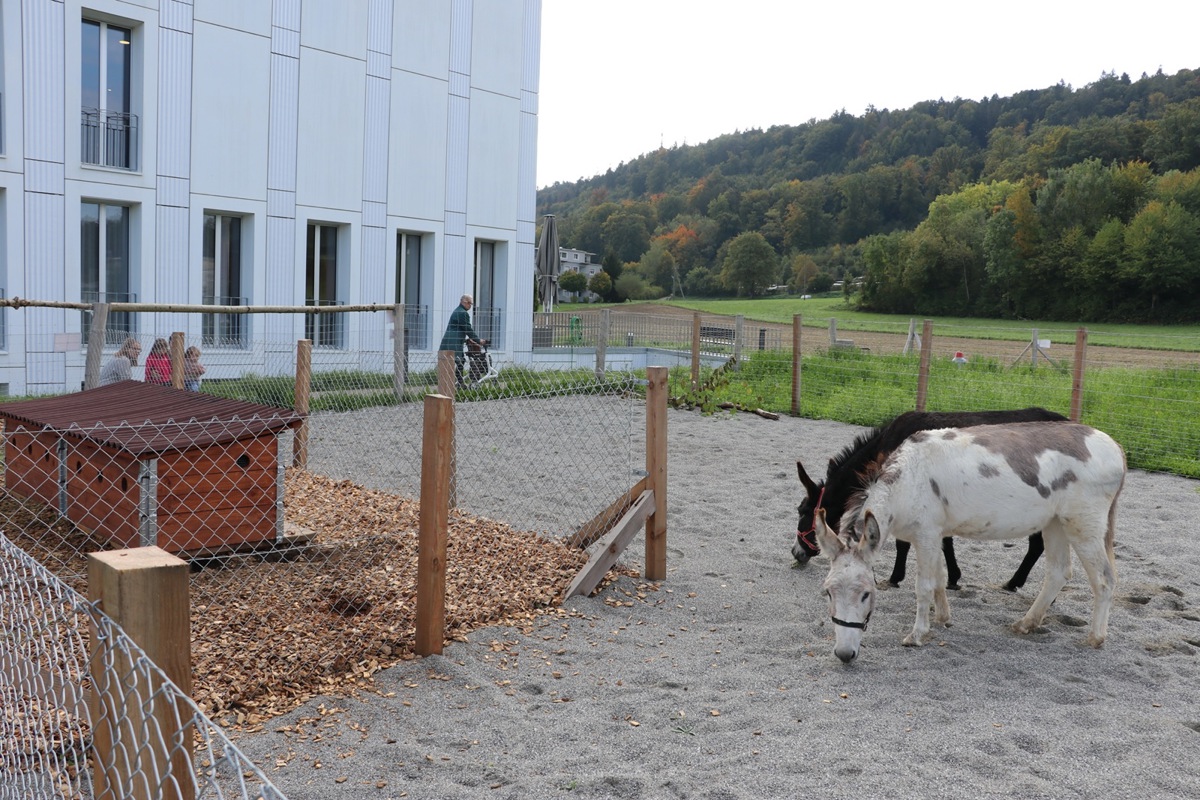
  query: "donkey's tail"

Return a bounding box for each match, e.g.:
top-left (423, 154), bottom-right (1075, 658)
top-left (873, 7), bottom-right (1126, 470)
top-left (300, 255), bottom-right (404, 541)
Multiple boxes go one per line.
top-left (1105, 458), bottom-right (1126, 579)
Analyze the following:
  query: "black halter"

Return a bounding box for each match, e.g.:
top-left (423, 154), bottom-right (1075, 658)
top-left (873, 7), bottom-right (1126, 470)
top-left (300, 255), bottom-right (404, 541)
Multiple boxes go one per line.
top-left (831, 612), bottom-right (870, 631)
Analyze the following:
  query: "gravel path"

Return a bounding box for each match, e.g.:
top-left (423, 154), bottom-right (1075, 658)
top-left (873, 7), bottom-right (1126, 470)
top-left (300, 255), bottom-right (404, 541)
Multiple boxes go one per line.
top-left (237, 404), bottom-right (1200, 799)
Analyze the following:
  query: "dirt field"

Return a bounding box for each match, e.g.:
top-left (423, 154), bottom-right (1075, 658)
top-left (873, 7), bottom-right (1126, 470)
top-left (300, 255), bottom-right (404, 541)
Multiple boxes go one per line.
top-left (616, 302), bottom-right (1199, 369)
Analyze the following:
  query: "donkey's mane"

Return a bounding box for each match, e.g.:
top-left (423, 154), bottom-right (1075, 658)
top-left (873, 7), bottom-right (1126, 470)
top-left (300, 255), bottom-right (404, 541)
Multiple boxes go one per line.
top-left (827, 427), bottom-right (888, 487)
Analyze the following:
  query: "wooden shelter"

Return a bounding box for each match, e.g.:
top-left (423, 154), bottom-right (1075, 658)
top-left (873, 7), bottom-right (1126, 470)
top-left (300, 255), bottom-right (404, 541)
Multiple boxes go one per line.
top-left (0, 381), bottom-right (304, 554)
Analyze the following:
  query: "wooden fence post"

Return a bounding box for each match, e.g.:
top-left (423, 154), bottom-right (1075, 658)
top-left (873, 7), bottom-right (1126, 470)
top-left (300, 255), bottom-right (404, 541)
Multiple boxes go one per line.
top-left (791, 314), bottom-right (802, 417)
top-left (1071, 327), bottom-right (1088, 422)
top-left (88, 547), bottom-right (193, 800)
top-left (437, 349), bottom-right (457, 399)
top-left (83, 303), bottom-right (110, 390)
top-left (733, 314), bottom-right (744, 370)
top-left (393, 303), bottom-right (407, 401)
top-left (416, 393), bottom-right (454, 656)
top-left (596, 308), bottom-right (610, 381)
top-left (645, 366), bottom-right (667, 581)
top-left (690, 312), bottom-right (701, 391)
top-left (169, 332), bottom-right (185, 389)
top-left (916, 319), bottom-right (933, 412)
top-left (293, 339), bottom-right (312, 468)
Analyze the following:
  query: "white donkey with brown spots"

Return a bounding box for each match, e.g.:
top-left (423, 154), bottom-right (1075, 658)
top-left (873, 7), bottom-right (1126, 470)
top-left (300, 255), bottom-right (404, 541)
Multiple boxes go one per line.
top-left (815, 421), bottom-right (1125, 663)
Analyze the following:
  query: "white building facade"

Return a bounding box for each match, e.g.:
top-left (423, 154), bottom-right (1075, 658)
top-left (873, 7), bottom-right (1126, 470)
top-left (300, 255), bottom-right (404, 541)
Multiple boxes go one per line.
top-left (0, 0), bottom-right (541, 395)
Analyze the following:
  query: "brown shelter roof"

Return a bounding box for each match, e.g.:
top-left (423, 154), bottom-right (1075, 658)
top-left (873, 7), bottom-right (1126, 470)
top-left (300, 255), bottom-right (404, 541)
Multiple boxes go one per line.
top-left (0, 381), bottom-right (305, 457)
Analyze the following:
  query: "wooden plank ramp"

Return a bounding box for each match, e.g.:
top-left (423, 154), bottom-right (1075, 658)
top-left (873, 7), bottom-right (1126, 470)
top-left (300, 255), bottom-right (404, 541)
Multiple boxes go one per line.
top-left (562, 488), bottom-right (654, 599)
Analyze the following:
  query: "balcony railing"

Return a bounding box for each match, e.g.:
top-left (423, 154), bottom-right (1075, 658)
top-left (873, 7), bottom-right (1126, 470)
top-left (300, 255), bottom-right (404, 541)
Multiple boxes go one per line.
top-left (203, 295), bottom-right (249, 349)
top-left (400, 304), bottom-right (430, 350)
top-left (81, 108), bottom-right (139, 170)
top-left (304, 299), bottom-right (345, 349)
top-left (81, 290), bottom-right (138, 345)
top-left (474, 305), bottom-right (504, 351)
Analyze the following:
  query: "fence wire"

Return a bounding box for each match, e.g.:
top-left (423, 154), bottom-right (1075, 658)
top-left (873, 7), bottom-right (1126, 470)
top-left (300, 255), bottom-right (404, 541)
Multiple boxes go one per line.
top-left (4, 301), bottom-right (1198, 798)
top-left (1, 308), bottom-right (649, 767)
top-left (0, 534), bottom-right (289, 800)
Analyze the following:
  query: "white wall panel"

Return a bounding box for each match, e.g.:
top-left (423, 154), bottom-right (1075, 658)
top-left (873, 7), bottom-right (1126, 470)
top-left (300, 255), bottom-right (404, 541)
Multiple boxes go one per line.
top-left (160, 0), bottom-right (193, 33)
top-left (387, 70), bottom-right (447, 220)
top-left (295, 49), bottom-right (365, 212)
top-left (358, 223), bottom-right (386, 302)
top-left (518, 108), bottom-right (536, 223)
top-left (448, 0), bottom-right (471, 76)
top-left (267, 51), bottom-right (299, 192)
top-left (21, 0), bottom-right (66, 164)
top-left (25, 159), bottom-right (64, 195)
top-left (444, 93), bottom-right (468, 215)
top-left (392, 0), bottom-right (450, 79)
top-left (272, 0), bottom-right (301, 34)
top-left (471, 0), bottom-right (521, 98)
top-left (194, 0), bottom-right (271, 35)
top-left (265, 215), bottom-right (296, 306)
top-left (23, 191), bottom-right (64, 300)
top-left (363, 75), bottom-right (391, 203)
top-left (466, 91), bottom-right (519, 228)
top-left (157, 27), bottom-right (193, 180)
top-left (193, 22), bottom-right (270, 199)
top-left (300, 0), bottom-right (368, 59)
top-left (367, 0), bottom-right (393, 55)
top-left (521, 0), bottom-right (540, 94)
top-left (154, 204), bottom-right (189, 303)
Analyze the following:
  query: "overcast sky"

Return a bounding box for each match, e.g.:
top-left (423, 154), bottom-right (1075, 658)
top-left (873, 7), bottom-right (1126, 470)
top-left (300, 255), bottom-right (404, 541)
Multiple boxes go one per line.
top-left (536, 0), bottom-right (1199, 189)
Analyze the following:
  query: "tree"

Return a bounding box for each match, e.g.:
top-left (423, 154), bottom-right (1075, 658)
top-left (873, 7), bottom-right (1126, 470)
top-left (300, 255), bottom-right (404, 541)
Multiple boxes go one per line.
top-left (718, 232), bottom-right (777, 297)
top-left (587, 270), bottom-right (612, 300)
top-left (786, 252), bottom-right (820, 293)
top-left (558, 270), bottom-right (587, 300)
top-left (598, 251), bottom-right (623, 302)
top-left (1123, 200), bottom-right (1200, 318)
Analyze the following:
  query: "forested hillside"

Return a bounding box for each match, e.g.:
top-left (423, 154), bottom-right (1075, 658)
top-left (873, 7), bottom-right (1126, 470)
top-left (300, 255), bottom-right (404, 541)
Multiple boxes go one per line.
top-left (535, 68), bottom-right (1200, 322)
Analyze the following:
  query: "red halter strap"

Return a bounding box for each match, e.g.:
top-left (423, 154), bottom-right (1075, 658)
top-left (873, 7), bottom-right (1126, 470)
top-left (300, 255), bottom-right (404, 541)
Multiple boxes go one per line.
top-left (796, 485), bottom-right (826, 552)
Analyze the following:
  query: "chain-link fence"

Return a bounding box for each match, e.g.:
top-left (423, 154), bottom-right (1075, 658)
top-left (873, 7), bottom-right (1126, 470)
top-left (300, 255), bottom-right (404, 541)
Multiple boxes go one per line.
top-left (1, 534), bottom-right (289, 800)
top-left (1, 302), bottom-right (652, 778)
top-left (5, 298), bottom-right (1198, 798)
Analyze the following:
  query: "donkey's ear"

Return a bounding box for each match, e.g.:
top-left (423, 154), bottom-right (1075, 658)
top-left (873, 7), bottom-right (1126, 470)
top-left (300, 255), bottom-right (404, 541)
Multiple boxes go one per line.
top-left (796, 461), bottom-right (818, 496)
top-left (860, 512), bottom-right (885, 558)
top-left (813, 508), bottom-right (843, 558)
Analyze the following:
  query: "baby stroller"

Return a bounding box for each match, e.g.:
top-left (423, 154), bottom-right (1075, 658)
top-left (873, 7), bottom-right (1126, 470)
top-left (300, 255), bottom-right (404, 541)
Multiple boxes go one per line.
top-left (464, 339), bottom-right (499, 388)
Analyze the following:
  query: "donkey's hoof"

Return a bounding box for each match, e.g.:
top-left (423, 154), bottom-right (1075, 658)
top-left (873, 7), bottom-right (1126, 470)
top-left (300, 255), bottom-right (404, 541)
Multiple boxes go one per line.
top-left (902, 632), bottom-right (928, 647)
top-left (1086, 633), bottom-right (1106, 649)
top-left (1011, 618), bottom-right (1041, 635)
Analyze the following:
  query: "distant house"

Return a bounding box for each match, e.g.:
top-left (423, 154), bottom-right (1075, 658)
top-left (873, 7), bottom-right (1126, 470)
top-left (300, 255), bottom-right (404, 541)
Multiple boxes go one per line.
top-left (557, 248), bottom-right (601, 302)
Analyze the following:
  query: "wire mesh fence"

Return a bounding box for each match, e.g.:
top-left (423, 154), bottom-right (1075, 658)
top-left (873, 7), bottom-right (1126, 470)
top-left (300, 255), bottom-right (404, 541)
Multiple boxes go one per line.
top-left (0, 534), bottom-right (289, 800)
top-left (4, 298), bottom-right (1199, 798)
top-left (1, 304), bottom-right (651, 780)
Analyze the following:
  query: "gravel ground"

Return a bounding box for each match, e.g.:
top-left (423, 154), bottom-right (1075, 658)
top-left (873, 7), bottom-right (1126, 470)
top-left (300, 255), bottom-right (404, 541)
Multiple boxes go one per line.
top-left (235, 404), bottom-right (1200, 800)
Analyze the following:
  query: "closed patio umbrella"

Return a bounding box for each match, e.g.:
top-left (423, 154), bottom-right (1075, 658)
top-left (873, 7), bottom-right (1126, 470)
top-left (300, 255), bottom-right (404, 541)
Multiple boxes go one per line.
top-left (535, 215), bottom-right (561, 312)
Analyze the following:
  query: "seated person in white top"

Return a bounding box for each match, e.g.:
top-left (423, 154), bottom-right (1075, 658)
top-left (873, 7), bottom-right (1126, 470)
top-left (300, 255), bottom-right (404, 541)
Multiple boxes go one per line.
top-left (99, 337), bottom-right (143, 386)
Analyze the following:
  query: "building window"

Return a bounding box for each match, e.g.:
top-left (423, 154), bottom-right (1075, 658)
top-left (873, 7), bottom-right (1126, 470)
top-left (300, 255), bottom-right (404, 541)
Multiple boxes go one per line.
top-left (305, 223), bottom-right (343, 348)
top-left (473, 240), bottom-right (502, 348)
top-left (81, 201), bottom-right (135, 344)
top-left (396, 232), bottom-right (428, 349)
top-left (81, 19), bottom-right (138, 170)
top-left (202, 213), bottom-right (246, 348)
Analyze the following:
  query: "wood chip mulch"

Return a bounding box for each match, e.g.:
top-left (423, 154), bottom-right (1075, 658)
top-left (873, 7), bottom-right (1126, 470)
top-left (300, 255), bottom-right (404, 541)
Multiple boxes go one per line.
top-left (4, 469), bottom-right (634, 733)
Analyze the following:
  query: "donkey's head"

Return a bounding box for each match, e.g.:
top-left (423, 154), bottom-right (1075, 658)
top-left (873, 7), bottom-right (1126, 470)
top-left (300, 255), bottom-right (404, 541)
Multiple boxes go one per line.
top-left (793, 460), bottom-right (825, 564)
top-left (815, 507), bottom-right (885, 663)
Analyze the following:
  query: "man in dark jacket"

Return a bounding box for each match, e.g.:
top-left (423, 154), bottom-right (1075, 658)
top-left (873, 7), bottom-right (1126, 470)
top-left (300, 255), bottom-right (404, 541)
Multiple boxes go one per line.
top-left (439, 294), bottom-right (484, 386)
